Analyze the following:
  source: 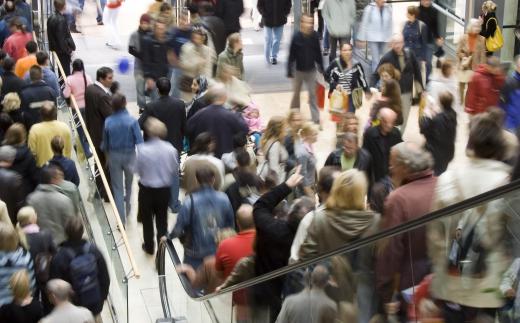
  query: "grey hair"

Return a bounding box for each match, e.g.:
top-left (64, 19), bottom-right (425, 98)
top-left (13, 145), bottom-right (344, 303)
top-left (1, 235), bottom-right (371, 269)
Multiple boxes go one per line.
top-left (392, 142), bottom-right (433, 172)
top-left (466, 18), bottom-right (481, 33)
top-left (46, 279), bottom-right (72, 302)
top-left (207, 82), bottom-right (227, 103)
top-left (342, 131), bottom-right (358, 143)
top-left (144, 117), bottom-right (167, 139)
top-left (311, 265), bottom-right (330, 289)
top-left (0, 145), bottom-right (16, 162)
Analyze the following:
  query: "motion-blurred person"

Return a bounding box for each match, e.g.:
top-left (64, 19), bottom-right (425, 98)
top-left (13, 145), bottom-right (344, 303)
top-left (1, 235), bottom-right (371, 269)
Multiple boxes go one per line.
top-left (137, 118), bottom-right (178, 255)
top-left (465, 56), bottom-right (505, 116)
top-left (457, 18), bottom-right (486, 104)
top-left (0, 269), bottom-right (42, 323)
top-left (480, 0), bottom-right (500, 56)
top-left (368, 78), bottom-right (403, 126)
top-left (40, 279), bottom-right (94, 323)
top-left (27, 102), bottom-right (71, 167)
top-left (357, 0), bottom-right (393, 73)
top-left (376, 142), bottom-right (436, 319)
top-left (419, 92), bottom-right (457, 175)
top-left (403, 6), bottom-right (428, 77)
top-left (101, 93), bottom-right (143, 225)
top-left (2, 17), bottom-right (31, 61)
top-left (485, 107), bottom-right (518, 164)
top-left (362, 108), bottom-right (403, 184)
top-left (295, 122), bottom-right (319, 198)
top-left (322, 0), bottom-right (355, 63)
top-left (167, 168), bottom-right (234, 269)
top-left (1, 92), bottom-right (22, 124)
top-left (427, 59), bottom-right (459, 108)
top-left (284, 109), bottom-right (304, 173)
top-left (428, 116), bottom-right (510, 322)
top-left (225, 149), bottom-right (263, 212)
top-left (501, 55), bottom-right (520, 131)
top-left (418, 0), bottom-right (443, 80)
top-left (13, 40), bottom-right (36, 78)
top-left (48, 135), bottom-right (79, 186)
top-left (47, 0), bottom-right (75, 75)
top-left (275, 265), bottom-right (337, 323)
top-left (288, 15), bottom-right (323, 125)
top-left (257, 0), bottom-right (291, 65)
top-left (22, 51), bottom-right (60, 98)
top-left (215, 0), bottom-right (244, 37)
top-left (20, 66), bottom-right (58, 131)
top-left (103, 0), bottom-right (123, 49)
top-left (128, 14), bottom-right (151, 111)
top-left (217, 33), bottom-right (244, 80)
top-left (198, 2), bottom-right (227, 57)
top-left (259, 116), bottom-right (288, 184)
top-left (0, 145), bottom-right (23, 223)
top-left (373, 33), bottom-right (423, 133)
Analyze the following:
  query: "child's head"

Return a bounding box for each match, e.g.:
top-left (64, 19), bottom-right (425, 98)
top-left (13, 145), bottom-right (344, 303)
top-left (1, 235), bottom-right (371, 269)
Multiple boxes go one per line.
top-left (299, 122), bottom-right (319, 144)
top-left (245, 104), bottom-right (260, 119)
top-left (17, 206), bottom-right (37, 227)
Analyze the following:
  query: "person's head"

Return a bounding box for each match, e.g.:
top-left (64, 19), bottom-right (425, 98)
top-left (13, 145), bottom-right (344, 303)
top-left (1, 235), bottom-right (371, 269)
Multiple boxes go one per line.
top-left (378, 108), bottom-right (397, 135)
top-left (420, 0), bottom-right (432, 7)
top-left (235, 148), bottom-right (251, 168)
top-left (191, 75), bottom-right (208, 95)
top-left (179, 10), bottom-right (191, 28)
top-left (485, 56), bottom-right (503, 75)
top-left (1, 91), bottom-right (21, 113)
top-left (3, 57), bottom-right (15, 72)
top-left (139, 13), bottom-right (152, 31)
top-left (236, 204), bottom-right (254, 231)
top-left (156, 77), bottom-right (171, 96)
top-left (51, 135), bottom-right (65, 156)
top-left (262, 116), bottom-right (286, 148)
top-left (227, 33), bottom-right (242, 53)
top-left (515, 55), bottom-right (520, 74)
top-left (2, 123), bottom-right (25, 146)
top-left (287, 196), bottom-right (315, 230)
top-left (326, 169), bottom-right (367, 210)
top-left (198, 1), bottom-right (215, 16)
top-left (407, 6), bottom-right (419, 22)
top-left (341, 132), bottom-right (359, 158)
top-left (96, 66), bottom-right (114, 88)
top-left (153, 19), bottom-right (167, 39)
top-left (187, 3), bottom-right (199, 16)
top-left (0, 144), bottom-right (16, 168)
top-left (0, 221), bottom-right (19, 251)
top-left (378, 63), bottom-right (401, 82)
top-left (299, 122), bottom-right (319, 144)
top-left (9, 17), bottom-right (24, 33)
top-left (53, 0), bottom-right (66, 12)
top-left (4, 0), bottom-right (15, 13)
top-left (340, 112), bottom-right (359, 134)
top-left (111, 93), bottom-right (127, 112)
top-left (300, 14), bottom-right (314, 35)
top-left (287, 109), bottom-right (304, 133)
top-left (29, 65), bottom-right (43, 82)
top-left (40, 164), bottom-right (64, 185)
top-left (46, 279), bottom-right (73, 306)
top-left (195, 167), bottom-right (216, 187)
top-left (340, 43), bottom-right (353, 63)
top-left (438, 91), bottom-right (454, 112)
top-left (191, 27), bottom-right (207, 46)
top-left (482, 0), bottom-right (497, 14)
top-left (389, 142), bottom-right (433, 186)
top-left (311, 265), bottom-right (329, 289)
top-left (375, 0), bottom-right (386, 7)
top-left (71, 58), bottom-right (85, 73)
top-left (232, 133), bottom-right (248, 150)
top-left (208, 82), bottom-right (227, 105)
top-left (317, 166), bottom-right (341, 204)
top-left (144, 117), bottom-right (167, 139)
top-left (17, 206), bottom-right (37, 227)
top-left (9, 270), bottom-right (31, 303)
top-left (390, 34), bottom-right (405, 54)
top-left (440, 59), bottom-right (454, 78)
top-left (381, 78), bottom-right (401, 100)
top-left (467, 18), bottom-right (482, 34)
top-left (191, 132), bottom-right (215, 155)
top-left (35, 51), bottom-right (49, 66)
top-left (65, 216), bottom-right (84, 242)
top-left (40, 102), bottom-right (57, 121)
top-left (25, 41), bottom-right (37, 55)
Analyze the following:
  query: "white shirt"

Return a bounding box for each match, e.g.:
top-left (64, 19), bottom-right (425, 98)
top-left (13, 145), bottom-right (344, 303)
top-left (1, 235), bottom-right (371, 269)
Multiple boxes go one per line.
top-left (289, 206), bottom-right (324, 263)
top-left (94, 81), bottom-right (111, 95)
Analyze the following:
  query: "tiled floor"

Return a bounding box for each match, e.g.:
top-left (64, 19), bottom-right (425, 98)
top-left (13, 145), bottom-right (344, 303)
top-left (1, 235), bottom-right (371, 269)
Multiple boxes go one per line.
top-left (69, 1), bottom-right (472, 322)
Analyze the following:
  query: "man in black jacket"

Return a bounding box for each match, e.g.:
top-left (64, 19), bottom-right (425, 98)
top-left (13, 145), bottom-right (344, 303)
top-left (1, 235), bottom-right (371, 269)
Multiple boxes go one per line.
top-left (418, 0), bottom-right (443, 81)
top-left (20, 65), bottom-right (58, 130)
top-left (0, 57), bottom-right (24, 101)
top-left (141, 19), bottom-right (171, 102)
top-left (215, 0), bottom-right (244, 37)
top-left (198, 2), bottom-right (227, 58)
top-left (288, 15), bottom-right (323, 124)
top-left (258, 0), bottom-right (291, 64)
top-left (128, 13), bottom-right (152, 112)
top-left (372, 34), bottom-right (423, 133)
top-left (0, 145), bottom-right (23, 223)
top-left (362, 108), bottom-right (403, 184)
top-left (47, 0), bottom-right (75, 75)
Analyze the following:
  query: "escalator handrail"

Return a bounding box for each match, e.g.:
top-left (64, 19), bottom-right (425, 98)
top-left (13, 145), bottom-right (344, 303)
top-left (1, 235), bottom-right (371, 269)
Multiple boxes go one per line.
top-left (51, 51), bottom-right (141, 279)
top-left (158, 178), bottom-right (520, 303)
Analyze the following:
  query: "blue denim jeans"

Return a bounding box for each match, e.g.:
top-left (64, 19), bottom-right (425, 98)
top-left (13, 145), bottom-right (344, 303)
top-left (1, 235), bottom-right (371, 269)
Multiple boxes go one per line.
top-left (96, 0), bottom-right (106, 23)
top-left (264, 26), bottom-right (284, 62)
top-left (368, 41), bottom-right (387, 73)
top-left (107, 151), bottom-right (135, 225)
top-left (323, 28), bottom-right (329, 50)
top-left (169, 67), bottom-right (182, 99)
top-left (169, 170), bottom-right (180, 213)
top-left (425, 43), bottom-right (435, 82)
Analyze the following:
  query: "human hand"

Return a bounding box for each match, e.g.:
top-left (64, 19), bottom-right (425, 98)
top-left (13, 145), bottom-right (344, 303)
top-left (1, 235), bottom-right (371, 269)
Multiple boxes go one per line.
top-left (385, 301), bottom-right (400, 315)
top-left (336, 84), bottom-right (342, 91)
top-left (285, 165), bottom-right (303, 188)
top-left (160, 236), bottom-right (168, 242)
top-left (505, 288), bottom-right (516, 298)
top-left (436, 37), bottom-right (444, 47)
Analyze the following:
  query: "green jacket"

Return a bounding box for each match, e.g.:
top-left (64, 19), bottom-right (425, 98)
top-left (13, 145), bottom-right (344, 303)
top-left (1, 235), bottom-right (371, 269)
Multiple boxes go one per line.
top-left (216, 46), bottom-right (244, 80)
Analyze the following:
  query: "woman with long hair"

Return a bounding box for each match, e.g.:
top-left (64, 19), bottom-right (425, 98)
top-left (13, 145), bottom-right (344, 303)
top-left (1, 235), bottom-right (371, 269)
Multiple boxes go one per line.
top-left (186, 75), bottom-right (210, 119)
top-left (258, 116), bottom-right (288, 184)
top-left (369, 79), bottom-right (403, 127)
top-left (295, 122), bottom-right (319, 198)
top-left (0, 270), bottom-right (42, 322)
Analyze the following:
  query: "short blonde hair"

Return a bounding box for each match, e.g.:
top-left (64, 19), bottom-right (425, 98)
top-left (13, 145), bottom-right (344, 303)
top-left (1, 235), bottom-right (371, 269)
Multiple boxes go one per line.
top-left (2, 92), bottom-right (21, 112)
top-left (299, 122), bottom-right (319, 138)
top-left (0, 221), bottom-right (19, 252)
top-left (326, 169), bottom-right (367, 210)
top-left (17, 206), bottom-right (37, 227)
top-left (482, 0), bottom-right (497, 12)
top-left (10, 269), bottom-right (31, 301)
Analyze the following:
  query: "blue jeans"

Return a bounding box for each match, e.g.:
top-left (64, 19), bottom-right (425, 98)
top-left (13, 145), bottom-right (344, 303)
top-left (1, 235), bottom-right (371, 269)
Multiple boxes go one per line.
top-left (323, 28), bottom-right (329, 50)
top-left (293, 0), bottom-right (301, 33)
top-left (169, 67), bottom-right (182, 99)
top-left (107, 151), bottom-right (135, 225)
top-left (368, 41), bottom-right (387, 73)
top-left (264, 26), bottom-right (284, 62)
top-left (96, 0), bottom-right (106, 23)
top-left (134, 72), bottom-right (146, 112)
top-left (425, 43), bottom-right (435, 82)
top-left (169, 171), bottom-right (180, 213)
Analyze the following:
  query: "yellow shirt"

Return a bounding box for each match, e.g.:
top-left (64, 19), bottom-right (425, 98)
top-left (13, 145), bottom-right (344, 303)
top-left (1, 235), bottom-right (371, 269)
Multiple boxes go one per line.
top-left (28, 120), bottom-right (72, 167)
top-left (14, 54), bottom-right (37, 78)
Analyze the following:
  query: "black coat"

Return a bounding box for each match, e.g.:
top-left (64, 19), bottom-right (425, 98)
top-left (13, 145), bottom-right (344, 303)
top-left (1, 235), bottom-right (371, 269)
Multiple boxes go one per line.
top-left (419, 109), bottom-right (457, 175)
top-left (418, 4), bottom-right (439, 42)
top-left (0, 167), bottom-right (23, 223)
top-left (49, 239), bottom-right (110, 316)
top-left (20, 81), bottom-right (58, 130)
top-left (480, 12), bottom-right (498, 39)
top-left (257, 0), bottom-right (292, 27)
top-left (141, 35), bottom-right (170, 80)
top-left (186, 104), bottom-right (248, 158)
top-left (200, 16), bottom-right (227, 56)
top-left (372, 49), bottom-right (423, 94)
top-left (362, 126), bottom-right (403, 183)
top-left (215, 0), bottom-right (244, 35)
top-left (139, 95), bottom-right (186, 152)
top-left (186, 94), bottom-right (211, 120)
top-left (324, 147), bottom-right (374, 183)
top-left (0, 71), bottom-right (25, 101)
top-left (46, 10), bottom-right (75, 54)
top-left (10, 145), bottom-right (39, 200)
top-left (84, 84), bottom-right (112, 149)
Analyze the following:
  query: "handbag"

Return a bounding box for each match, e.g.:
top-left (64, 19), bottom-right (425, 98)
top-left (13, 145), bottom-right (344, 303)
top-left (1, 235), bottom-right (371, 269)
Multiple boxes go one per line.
top-left (351, 87), bottom-right (363, 110)
top-left (329, 89), bottom-right (347, 114)
top-left (485, 17), bottom-right (504, 52)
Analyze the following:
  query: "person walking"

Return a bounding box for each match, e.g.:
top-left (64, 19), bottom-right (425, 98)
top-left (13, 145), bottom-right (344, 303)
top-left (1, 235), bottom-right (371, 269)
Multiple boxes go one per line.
top-left (39, 279), bottom-right (94, 323)
top-left (288, 15), bottom-right (323, 125)
top-left (501, 55), bottom-right (520, 131)
top-left (257, 0), bottom-right (291, 65)
top-left (403, 6), bottom-right (428, 78)
top-left (322, 0), bottom-right (355, 63)
top-left (2, 18), bottom-right (32, 61)
top-left (103, 0), bottom-right (123, 49)
top-left (357, 0), bottom-right (393, 73)
top-left (0, 269), bottom-right (43, 323)
top-left (480, 0), bottom-right (500, 56)
top-left (418, 0), bottom-right (443, 81)
top-left (128, 14), bottom-right (151, 111)
top-left (258, 116), bottom-right (289, 184)
top-left (47, 0), bottom-right (75, 75)
top-left (137, 118), bottom-right (178, 255)
top-left (13, 40), bottom-right (36, 78)
top-left (216, 33), bottom-right (244, 80)
top-left (215, 0), bottom-right (244, 37)
top-left (101, 93), bottom-right (143, 225)
top-left (465, 56), bottom-right (505, 116)
top-left (0, 145), bottom-right (23, 223)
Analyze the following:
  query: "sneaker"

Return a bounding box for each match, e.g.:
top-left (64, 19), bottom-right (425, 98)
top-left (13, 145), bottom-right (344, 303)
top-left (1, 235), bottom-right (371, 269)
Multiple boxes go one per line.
top-left (323, 49), bottom-right (329, 56)
top-left (271, 58), bottom-right (278, 65)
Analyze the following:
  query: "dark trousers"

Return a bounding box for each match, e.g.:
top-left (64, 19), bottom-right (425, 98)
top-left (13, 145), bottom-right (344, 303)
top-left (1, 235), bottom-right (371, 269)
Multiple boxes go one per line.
top-left (95, 146), bottom-right (111, 202)
top-left (329, 35), bottom-right (350, 63)
top-left (442, 302), bottom-right (497, 323)
top-left (138, 184), bottom-right (170, 252)
top-left (57, 52), bottom-right (72, 76)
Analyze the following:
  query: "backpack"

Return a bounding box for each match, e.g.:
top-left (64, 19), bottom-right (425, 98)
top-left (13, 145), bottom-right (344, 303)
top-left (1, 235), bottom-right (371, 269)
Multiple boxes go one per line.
top-left (66, 243), bottom-right (102, 312)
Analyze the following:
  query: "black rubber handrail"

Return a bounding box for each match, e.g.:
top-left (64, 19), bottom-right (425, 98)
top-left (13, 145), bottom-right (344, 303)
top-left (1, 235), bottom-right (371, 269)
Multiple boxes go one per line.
top-left (158, 178), bottom-right (520, 315)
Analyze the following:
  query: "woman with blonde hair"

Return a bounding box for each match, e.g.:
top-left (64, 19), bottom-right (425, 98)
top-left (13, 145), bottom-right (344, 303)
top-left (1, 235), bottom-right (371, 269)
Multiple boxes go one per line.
top-left (258, 116), bottom-right (288, 184)
top-left (1, 92), bottom-right (22, 124)
top-left (295, 122), bottom-right (319, 197)
top-left (284, 109), bottom-right (304, 172)
top-left (480, 0), bottom-right (499, 55)
top-left (0, 269), bottom-right (43, 322)
top-left (457, 18), bottom-right (486, 104)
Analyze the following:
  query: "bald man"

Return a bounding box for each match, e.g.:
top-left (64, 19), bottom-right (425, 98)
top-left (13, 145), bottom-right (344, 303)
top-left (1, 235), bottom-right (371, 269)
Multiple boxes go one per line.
top-left (41, 279), bottom-right (95, 323)
top-left (362, 108), bottom-right (403, 183)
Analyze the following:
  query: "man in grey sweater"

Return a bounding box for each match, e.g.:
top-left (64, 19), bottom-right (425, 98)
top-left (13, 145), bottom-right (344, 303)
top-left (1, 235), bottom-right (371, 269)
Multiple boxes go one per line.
top-left (322, 0), bottom-right (355, 63)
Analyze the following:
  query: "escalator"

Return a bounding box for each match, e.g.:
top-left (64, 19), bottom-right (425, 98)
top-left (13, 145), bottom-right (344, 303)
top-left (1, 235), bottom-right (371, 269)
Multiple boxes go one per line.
top-left (157, 179), bottom-right (520, 322)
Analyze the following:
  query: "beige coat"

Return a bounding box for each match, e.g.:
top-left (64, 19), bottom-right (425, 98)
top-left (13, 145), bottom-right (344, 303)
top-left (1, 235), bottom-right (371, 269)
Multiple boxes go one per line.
top-left (456, 34), bottom-right (486, 72)
top-left (179, 42), bottom-right (216, 79)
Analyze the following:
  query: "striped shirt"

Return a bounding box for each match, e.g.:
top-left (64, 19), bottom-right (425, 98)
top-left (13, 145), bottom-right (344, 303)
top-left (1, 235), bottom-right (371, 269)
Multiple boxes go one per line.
top-left (326, 59), bottom-right (369, 95)
top-left (0, 248), bottom-right (35, 306)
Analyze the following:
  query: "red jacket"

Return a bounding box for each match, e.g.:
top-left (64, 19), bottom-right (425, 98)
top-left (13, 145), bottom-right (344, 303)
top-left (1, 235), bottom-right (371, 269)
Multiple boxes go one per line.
top-left (465, 64), bottom-right (505, 115)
